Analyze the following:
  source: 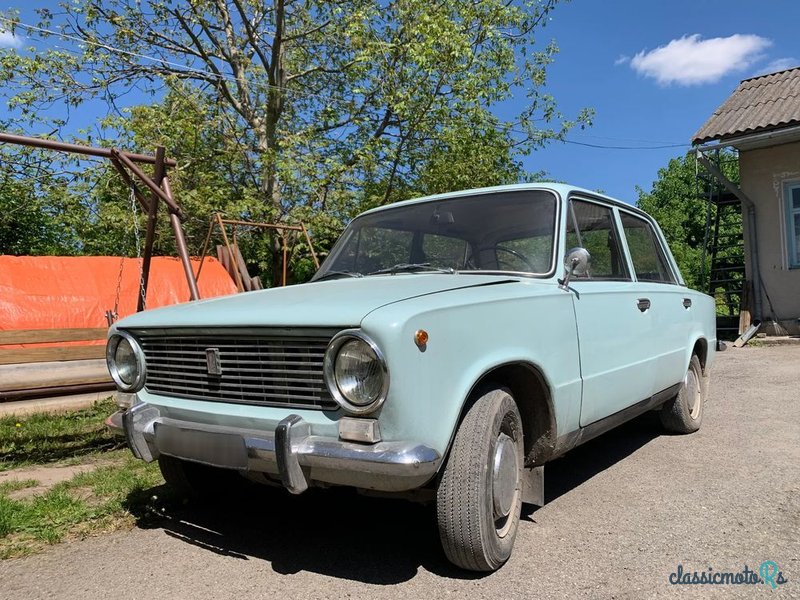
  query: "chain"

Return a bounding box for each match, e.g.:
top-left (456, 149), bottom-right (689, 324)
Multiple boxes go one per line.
top-left (130, 187), bottom-right (147, 310)
top-left (109, 255), bottom-right (125, 324)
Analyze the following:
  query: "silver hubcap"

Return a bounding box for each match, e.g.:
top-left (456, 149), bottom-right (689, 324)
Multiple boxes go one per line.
top-left (492, 433), bottom-right (519, 520)
top-left (685, 367), bottom-right (701, 419)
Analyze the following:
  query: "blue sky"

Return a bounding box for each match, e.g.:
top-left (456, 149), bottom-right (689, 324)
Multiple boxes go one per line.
top-left (523, 0), bottom-right (800, 202)
top-left (1, 1), bottom-right (798, 205)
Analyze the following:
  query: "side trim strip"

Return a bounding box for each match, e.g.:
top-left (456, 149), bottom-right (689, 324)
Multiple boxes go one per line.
top-left (552, 382), bottom-right (682, 457)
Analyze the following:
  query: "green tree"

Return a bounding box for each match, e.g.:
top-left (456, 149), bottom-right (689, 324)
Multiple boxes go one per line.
top-left (0, 142), bottom-right (87, 255)
top-left (636, 150), bottom-right (740, 291)
top-left (0, 0), bottom-right (590, 284)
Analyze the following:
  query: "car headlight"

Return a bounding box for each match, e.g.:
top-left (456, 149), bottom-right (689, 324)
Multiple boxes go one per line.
top-left (106, 331), bottom-right (146, 392)
top-left (324, 330), bottom-right (389, 414)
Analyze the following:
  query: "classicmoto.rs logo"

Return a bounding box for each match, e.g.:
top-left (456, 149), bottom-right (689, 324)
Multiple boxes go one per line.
top-left (668, 561), bottom-right (788, 589)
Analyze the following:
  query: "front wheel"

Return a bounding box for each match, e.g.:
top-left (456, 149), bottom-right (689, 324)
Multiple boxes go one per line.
top-left (659, 355), bottom-right (707, 434)
top-left (436, 388), bottom-right (524, 572)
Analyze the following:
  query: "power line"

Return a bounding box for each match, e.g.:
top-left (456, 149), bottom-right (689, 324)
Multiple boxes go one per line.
top-left (506, 127), bottom-right (690, 150)
top-left (562, 139), bottom-right (689, 150)
top-left (570, 133), bottom-right (687, 145)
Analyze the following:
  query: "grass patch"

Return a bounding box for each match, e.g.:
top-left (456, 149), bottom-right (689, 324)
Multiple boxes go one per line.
top-left (0, 400), bottom-right (181, 558)
top-left (0, 479), bottom-right (38, 495)
top-left (0, 399), bottom-right (124, 471)
top-left (0, 452), bottom-right (173, 559)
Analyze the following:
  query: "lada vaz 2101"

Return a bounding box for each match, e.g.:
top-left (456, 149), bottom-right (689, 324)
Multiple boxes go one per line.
top-left (106, 184), bottom-right (715, 572)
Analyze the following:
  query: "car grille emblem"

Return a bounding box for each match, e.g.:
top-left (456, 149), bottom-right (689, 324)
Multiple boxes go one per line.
top-left (205, 348), bottom-right (222, 376)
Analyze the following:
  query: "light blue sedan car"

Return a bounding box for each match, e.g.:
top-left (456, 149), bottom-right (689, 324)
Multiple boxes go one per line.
top-left (106, 183), bottom-right (716, 572)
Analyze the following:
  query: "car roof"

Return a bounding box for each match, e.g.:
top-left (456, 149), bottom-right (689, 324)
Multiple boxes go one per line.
top-left (358, 183), bottom-right (653, 221)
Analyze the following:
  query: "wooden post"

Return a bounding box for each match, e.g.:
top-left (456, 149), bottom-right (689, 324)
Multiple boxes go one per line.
top-left (216, 213), bottom-right (245, 292)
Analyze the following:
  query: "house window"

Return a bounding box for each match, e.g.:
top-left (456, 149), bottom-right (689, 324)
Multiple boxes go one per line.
top-left (786, 183), bottom-right (800, 268)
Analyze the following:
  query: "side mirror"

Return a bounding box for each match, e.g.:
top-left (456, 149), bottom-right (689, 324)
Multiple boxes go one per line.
top-left (560, 247), bottom-right (590, 289)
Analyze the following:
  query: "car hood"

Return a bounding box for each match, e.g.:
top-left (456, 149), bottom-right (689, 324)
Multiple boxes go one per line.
top-left (114, 274), bottom-right (521, 330)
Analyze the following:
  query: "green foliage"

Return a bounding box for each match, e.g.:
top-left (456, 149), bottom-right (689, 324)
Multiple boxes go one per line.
top-left (0, 1), bottom-right (588, 284)
top-left (636, 151), bottom-right (740, 291)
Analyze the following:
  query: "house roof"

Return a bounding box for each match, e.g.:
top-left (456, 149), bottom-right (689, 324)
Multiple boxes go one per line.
top-left (692, 66), bottom-right (800, 145)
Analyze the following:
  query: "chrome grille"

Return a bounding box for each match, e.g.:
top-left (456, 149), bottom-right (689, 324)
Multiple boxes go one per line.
top-left (138, 331), bottom-right (337, 410)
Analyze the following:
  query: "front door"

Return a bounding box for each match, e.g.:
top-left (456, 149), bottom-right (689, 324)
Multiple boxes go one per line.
top-left (566, 198), bottom-right (657, 427)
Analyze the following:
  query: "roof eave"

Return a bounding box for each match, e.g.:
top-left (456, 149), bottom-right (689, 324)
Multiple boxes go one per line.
top-left (693, 123), bottom-right (800, 152)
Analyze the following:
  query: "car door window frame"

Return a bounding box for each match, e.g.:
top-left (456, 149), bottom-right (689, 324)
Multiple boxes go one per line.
top-left (616, 208), bottom-right (680, 285)
top-left (566, 196), bottom-right (632, 282)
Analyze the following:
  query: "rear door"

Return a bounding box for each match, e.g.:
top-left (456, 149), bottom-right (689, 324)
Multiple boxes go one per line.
top-left (567, 198), bottom-right (657, 427)
top-left (617, 210), bottom-right (687, 395)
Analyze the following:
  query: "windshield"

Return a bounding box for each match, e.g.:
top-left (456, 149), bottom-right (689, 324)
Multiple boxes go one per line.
top-left (314, 189), bottom-right (558, 279)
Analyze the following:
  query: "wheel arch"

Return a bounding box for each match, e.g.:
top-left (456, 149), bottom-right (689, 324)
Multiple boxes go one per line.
top-left (690, 336), bottom-right (709, 374)
top-left (448, 361), bottom-right (557, 468)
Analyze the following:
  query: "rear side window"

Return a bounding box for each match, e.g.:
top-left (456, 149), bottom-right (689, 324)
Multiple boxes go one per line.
top-left (619, 212), bottom-right (676, 284)
top-left (566, 200), bottom-right (630, 280)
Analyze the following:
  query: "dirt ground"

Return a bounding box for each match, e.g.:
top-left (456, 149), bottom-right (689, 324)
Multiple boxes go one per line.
top-left (0, 463), bottom-right (104, 500)
top-left (1, 345), bottom-right (798, 599)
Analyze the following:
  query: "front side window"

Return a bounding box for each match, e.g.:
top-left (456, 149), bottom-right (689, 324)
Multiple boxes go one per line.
top-left (785, 183), bottom-right (800, 268)
top-left (619, 212), bottom-right (676, 284)
top-left (566, 199), bottom-right (630, 280)
top-left (315, 190), bottom-right (558, 278)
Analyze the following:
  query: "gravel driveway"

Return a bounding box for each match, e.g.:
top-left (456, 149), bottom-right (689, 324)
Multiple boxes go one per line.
top-left (2, 345), bottom-right (798, 599)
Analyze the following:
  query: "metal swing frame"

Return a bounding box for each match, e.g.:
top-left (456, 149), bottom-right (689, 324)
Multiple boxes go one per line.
top-left (195, 213), bottom-right (320, 291)
top-left (0, 132), bottom-right (199, 313)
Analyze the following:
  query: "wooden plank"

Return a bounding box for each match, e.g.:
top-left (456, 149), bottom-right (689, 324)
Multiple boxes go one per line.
top-left (0, 390), bottom-right (115, 418)
top-left (216, 244), bottom-right (235, 281)
top-left (0, 346), bottom-right (105, 366)
top-left (233, 243), bottom-right (253, 291)
top-left (0, 359), bottom-right (110, 392)
top-left (738, 281), bottom-right (752, 335)
top-left (0, 382), bottom-right (114, 402)
top-left (0, 328), bottom-right (107, 345)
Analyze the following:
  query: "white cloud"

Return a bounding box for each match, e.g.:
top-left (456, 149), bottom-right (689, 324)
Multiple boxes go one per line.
top-left (0, 30), bottom-right (22, 49)
top-left (614, 54), bottom-right (630, 66)
top-left (753, 57), bottom-right (798, 76)
top-left (630, 34), bottom-right (771, 86)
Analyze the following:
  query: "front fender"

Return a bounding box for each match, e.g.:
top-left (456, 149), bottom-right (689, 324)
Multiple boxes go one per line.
top-left (359, 282), bottom-right (583, 462)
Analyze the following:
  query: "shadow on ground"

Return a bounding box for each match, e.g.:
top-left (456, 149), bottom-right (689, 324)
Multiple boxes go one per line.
top-left (126, 412), bottom-right (663, 584)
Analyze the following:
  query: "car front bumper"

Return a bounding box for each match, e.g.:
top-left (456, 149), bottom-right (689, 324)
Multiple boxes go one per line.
top-left (106, 402), bottom-right (442, 494)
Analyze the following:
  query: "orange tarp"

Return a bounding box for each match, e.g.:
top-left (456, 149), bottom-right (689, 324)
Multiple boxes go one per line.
top-left (0, 256), bottom-right (237, 332)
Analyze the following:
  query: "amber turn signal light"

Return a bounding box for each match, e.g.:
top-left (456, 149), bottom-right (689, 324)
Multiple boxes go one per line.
top-left (414, 329), bottom-right (429, 347)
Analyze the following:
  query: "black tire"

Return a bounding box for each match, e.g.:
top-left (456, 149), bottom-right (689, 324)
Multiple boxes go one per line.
top-left (659, 355), bottom-right (707, 434)
top-left (158, 454), bottom-right (242, 501)
top-left (436, 388), bottom-right (524, 572)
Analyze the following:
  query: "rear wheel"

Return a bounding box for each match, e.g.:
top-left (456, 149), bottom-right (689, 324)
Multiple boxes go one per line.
top-left (659, 355), bottom-right (707, 434)
top-left (436, 387), bottom-right (524, 572)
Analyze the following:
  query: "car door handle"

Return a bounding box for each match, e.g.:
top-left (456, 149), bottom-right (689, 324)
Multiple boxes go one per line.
top-left (637, 298), bottom-right (651, 312)
top-left (683, 298), bottom-right (692, 309)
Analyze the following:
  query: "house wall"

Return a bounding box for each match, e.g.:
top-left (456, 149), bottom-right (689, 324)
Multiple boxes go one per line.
top-left (740, 141), bottom-right (800, 334)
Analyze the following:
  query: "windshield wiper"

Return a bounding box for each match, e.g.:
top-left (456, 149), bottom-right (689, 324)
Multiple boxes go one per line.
top-left (314, 270), bottom-right (364, 281)
top-left (367, 263), bottom-right (455, 276)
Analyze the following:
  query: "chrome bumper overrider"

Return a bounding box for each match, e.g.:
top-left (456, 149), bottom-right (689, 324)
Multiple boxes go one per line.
top-left (106, 403), bottom-right (441, 494)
